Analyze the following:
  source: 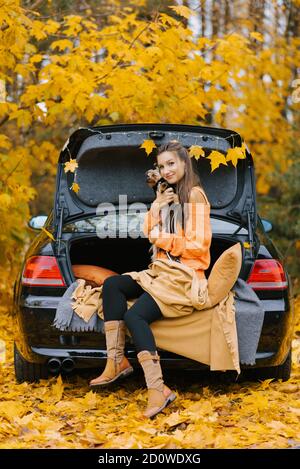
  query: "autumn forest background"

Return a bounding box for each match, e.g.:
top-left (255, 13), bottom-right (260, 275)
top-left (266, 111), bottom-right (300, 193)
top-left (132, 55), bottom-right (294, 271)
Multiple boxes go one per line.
top-left (0, 0), bottom-right (299, 449)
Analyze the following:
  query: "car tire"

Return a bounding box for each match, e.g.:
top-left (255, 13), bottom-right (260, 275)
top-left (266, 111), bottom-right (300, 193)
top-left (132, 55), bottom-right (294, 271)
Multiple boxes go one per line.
top-left (14, 343), bottom-right (48, 383)
top-left (246, 349), bottom-right (292, 382)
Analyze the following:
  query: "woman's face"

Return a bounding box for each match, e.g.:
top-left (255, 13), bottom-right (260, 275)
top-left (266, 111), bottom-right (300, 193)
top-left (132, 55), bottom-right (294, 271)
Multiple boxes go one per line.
top-left (157, 151), bottom-right (186, 184)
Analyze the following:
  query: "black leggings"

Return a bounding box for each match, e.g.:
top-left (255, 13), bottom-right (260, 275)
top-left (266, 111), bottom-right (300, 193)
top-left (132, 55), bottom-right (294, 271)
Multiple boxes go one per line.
top-left (102, 275), bottom-right (163, 353)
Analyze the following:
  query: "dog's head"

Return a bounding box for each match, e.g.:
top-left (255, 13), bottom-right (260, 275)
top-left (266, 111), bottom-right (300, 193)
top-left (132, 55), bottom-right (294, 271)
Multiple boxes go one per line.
top-left (145, 168), bottom-right (161, 188)
top-left (145, 168), bottom-right (171, 193)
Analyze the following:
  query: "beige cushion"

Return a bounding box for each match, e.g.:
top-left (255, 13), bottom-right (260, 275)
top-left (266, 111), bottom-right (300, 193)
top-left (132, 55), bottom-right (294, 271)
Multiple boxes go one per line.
top-left (72, 264), bottom-right (118, 286)
top-left (205, 242), bottom-right (242, 308)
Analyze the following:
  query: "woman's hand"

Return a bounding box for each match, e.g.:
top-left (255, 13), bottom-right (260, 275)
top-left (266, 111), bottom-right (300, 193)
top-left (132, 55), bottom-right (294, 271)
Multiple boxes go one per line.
top-left (154, 188), bottom-right (177, 209)
top-left (172, 193), bottom-right (179, 204)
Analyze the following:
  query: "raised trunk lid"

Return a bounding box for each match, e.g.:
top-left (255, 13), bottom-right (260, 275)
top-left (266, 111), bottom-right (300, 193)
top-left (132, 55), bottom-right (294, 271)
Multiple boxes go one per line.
top-left (54, 124), bottom-right (257, 239)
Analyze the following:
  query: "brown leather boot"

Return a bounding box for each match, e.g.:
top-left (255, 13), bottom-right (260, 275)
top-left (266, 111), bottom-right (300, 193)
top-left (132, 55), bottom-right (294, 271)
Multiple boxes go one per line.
top-left (89, 320), bottom-right (133, 387)
top-left (137, 350), bottom-right (177, 418)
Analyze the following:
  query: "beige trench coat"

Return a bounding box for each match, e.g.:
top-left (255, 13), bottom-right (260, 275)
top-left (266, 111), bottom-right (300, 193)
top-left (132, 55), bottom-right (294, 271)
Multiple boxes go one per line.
top-left (72, 258), bottom-right (241, 374)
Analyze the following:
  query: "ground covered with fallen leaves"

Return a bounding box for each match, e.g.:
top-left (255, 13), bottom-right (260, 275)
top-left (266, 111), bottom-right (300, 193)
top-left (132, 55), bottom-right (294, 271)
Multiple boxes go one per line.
top-left (0, 297), bottom-right (299, 449)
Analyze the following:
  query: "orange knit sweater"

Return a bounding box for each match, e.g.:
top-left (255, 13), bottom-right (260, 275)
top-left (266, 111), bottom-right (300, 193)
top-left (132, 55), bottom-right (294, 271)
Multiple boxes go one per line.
top-left (143, 186), bottom-right (212, 280)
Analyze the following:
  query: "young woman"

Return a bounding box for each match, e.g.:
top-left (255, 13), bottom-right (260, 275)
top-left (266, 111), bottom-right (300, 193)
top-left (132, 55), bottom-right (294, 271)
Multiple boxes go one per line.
top-left (89, 141), bottom-right (212, 419)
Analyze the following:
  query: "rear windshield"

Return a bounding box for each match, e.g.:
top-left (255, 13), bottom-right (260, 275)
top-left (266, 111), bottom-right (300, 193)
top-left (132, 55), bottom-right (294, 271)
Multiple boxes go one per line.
top-left (62, 213), bottom-right (248, 236)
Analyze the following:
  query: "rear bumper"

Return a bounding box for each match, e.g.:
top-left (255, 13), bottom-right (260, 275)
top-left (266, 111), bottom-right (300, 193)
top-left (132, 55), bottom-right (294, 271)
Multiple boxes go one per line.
top-left (29, 346), bottom-right (281, 371)
top-left (31, 346), bottom-right (210, 370)
top-left (15, 293), bottom-right (293, 371)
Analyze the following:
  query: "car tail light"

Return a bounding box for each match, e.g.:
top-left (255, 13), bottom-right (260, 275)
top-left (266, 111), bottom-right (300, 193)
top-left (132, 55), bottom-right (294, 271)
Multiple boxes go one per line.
top-left (247, 259), bottom-right (288, 290)
top-left (21, 256), bottom-right (66, 287)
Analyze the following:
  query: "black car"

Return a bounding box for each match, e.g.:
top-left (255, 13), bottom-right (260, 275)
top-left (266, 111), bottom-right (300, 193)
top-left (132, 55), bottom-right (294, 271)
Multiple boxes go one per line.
top-left (13, 124), bottom-right (294, 383)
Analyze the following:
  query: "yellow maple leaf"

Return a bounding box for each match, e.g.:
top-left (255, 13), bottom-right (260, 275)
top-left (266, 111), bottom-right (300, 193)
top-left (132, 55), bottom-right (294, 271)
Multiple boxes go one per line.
top-left (30, 20), bottom-right (47, 40)
top-left (71, 182), bottom-right (80, 193)
top-left (19, 110), bottom-right (33, 128)
top-left (0, 193), bottom-right (11, 208)
top-left (109, 111), bottom-right (119, 122)
top-left (169, 5), bottom-right (195, 19)
top-left (64, 159), bottom-right (78, 173)
top-left (41, 227), bottom-right (56, 241)
top-left (50, 375), bottom-right (64, 403)
top-left (267, 420), bottom-right (287, 431)
top-left (189, 145), bottom-right (205, 160)
top-left (250, 31), bottom-right (264, 42)
top-left (50, 39), bottom-right (74, 51)
top-left (44, 20), bottom-right (60, 35)
top-left (140, 139), bottom-right (157, 156)
top-left (159, 12), bottom-right (178, 27)
top-left (258, 378), bottom-right (275, 390)
top-left (0, 134), bottom-right (12, 150)
top-left (80, 391), bottom-right (99, 409)
top-left (280, 383), bottom-right (299, 394)
top-left (64, 15), bottom-right (83, 36)
top-left (29, 54), bottom-right (44, 64)
top-left (226, 144), bottom-right (246, 167)
top-left (146, 46), bottom-right (162, 58)
top-left (0, 401), bottom-right (27, 420)
top-left (163, 411), bottom-right (188, 428)
top-left (75, 94), bottom-right (88, 112)
top-left (207, 150), bottom-right (228, 172)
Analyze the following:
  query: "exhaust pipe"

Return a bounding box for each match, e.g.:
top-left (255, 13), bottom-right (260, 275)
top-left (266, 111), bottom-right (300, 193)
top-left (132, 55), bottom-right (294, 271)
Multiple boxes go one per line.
top-left (47, 357), bottom-right (61, 374)
top-left (61, 358), bottom-right (75, 373)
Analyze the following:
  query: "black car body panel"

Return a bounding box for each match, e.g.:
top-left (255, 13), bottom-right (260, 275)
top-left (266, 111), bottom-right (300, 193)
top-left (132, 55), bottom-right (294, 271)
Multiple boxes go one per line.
top-left (13, 124), bottom-right (294, 382)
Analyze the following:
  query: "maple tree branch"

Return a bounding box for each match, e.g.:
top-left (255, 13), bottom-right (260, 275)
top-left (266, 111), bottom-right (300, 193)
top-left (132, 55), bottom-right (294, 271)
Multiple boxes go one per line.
top-left (3, 156), bottom-right (25, 184)
top-left (96, 10), bottom-right (160, 83)
top-left (28, 0), bottom-right (44, 11)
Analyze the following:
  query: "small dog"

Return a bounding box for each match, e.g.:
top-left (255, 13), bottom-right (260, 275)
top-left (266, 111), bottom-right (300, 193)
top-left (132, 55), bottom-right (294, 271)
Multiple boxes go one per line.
top-left (145, 168), bottom-right (177, 262)
top-left (145, 167), bottom-right (172, 195)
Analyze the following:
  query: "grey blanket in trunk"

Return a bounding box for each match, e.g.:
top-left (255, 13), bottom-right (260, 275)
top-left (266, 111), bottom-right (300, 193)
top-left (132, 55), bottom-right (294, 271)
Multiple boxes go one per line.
top-left (52, 280), bottom-right (103, 332)
top-left (233, 278), bottom-right (265, 365)
top-left (52, 277), bottom-right (265, 365)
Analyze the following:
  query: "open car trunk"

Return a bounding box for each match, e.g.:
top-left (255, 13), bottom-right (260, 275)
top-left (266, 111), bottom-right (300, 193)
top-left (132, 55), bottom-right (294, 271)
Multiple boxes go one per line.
top-left (68, 234), bottom-right (246, 282)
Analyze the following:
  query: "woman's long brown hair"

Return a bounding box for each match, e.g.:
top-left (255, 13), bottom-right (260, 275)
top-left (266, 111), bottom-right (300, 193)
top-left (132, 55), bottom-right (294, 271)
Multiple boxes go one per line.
top-left (156, 141), bottom-right (204, 231)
